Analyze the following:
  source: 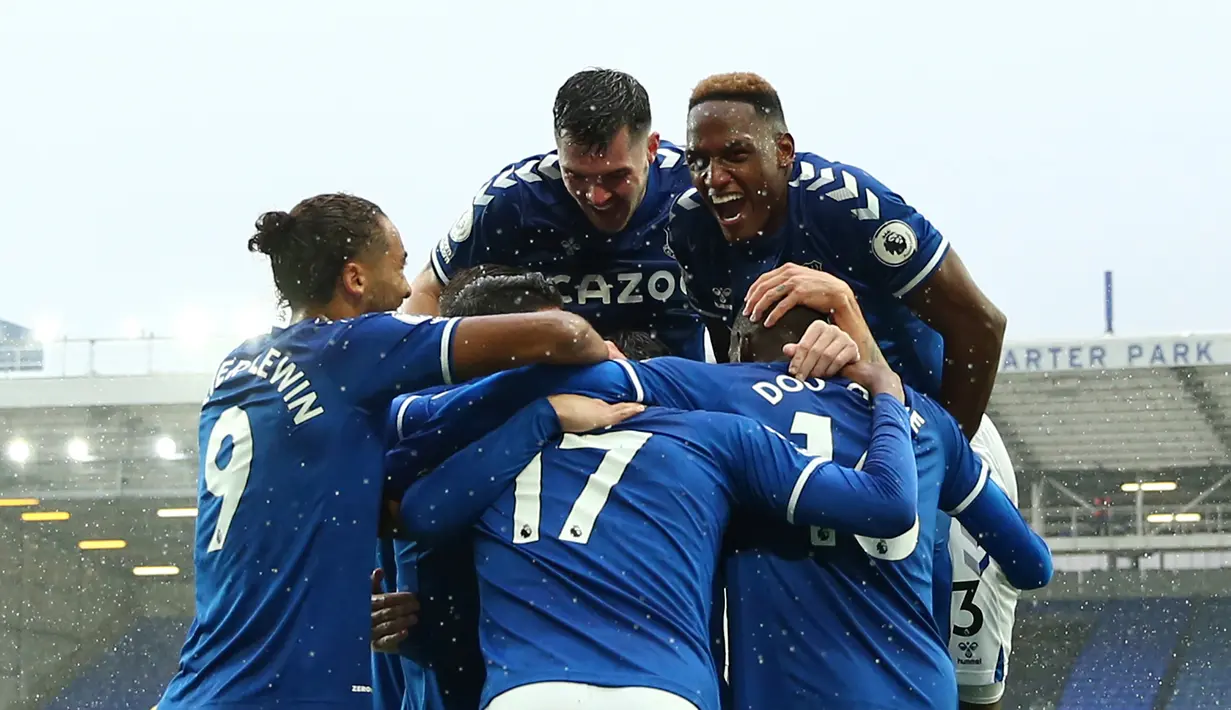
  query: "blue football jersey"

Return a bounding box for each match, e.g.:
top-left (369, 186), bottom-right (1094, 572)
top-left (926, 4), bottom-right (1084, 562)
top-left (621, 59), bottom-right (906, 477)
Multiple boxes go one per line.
top-left (159, 313), bottom-right (461, 710)
top-left (384, 360), bottom-right (1048, 710)
top-left (513, 357), bottom-right (1047, 710)
top-left (431, 144), bottom-right (705, 360)
top-left (393, 396), bottom-right (915, 710)
top-left (668, 153), bottom-right (950, 395)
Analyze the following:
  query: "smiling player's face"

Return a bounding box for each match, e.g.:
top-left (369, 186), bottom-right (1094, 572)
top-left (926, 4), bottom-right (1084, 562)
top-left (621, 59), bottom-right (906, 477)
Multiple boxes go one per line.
top-left (557, 127), bottom-right (660, 235)
top-left (686, 100), bottom-right (793, 242)
top-left (355, 216), bottom-right (412, 313)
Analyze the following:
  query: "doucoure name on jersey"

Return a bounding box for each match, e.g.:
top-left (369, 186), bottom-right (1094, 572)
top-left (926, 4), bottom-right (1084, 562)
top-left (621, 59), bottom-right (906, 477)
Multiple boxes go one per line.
top-left (211, 348), bottom-right (325, 425)
top-left (749, 373), bottom-right (927, 435)
top-left (547, 269), bottom-right (685, 306)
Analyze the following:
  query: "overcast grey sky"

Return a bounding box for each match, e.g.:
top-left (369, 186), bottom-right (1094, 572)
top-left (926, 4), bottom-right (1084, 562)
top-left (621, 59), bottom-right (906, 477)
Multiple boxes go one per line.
top-left (1, 0), bottom-right (1226, 343)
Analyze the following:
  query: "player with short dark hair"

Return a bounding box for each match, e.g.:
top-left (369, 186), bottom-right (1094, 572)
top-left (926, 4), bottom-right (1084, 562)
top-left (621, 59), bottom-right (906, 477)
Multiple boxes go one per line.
top-left (607, 328), bottom-right (672, 360)
top-left (671, 72), bottom-right (1019, 708)
top-left (406, 68), bottom-right (703, 360)
top-left (552, 68), bottom-right (652, 156)
top-left (440, 268), bottom-right (565, 317)
top-left (158, 194), bottom-right (610, 710)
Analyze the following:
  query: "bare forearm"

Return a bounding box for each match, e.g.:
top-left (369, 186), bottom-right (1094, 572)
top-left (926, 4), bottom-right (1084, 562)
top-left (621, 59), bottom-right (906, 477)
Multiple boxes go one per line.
top-left (451, 311), bottom-right (608, 381)
top-left (537, 312), bottom-right (610, 365)
top-left (829, 295), bottom-right (883, 365)
top-left (403, 265), bottom-right (443, 316)
top-left (939, 318), bottom-right (1005, 438)
top-left (404, 291), bottom-right (440, 316)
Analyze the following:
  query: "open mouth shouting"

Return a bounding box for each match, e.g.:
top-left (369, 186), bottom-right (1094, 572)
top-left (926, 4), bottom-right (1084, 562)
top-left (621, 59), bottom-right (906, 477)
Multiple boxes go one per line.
top-left (709, 191), bottom-right (745, 228)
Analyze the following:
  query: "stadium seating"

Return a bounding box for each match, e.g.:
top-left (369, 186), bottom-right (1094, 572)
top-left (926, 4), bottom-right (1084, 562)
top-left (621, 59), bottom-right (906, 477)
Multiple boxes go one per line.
top-left (43, 617), bottom-right (186, 710)
top-left (1003, 600), bottom-right (1099, 710)
top-left (1164, 597), bottom-right (1231, 709)
top-left (1056, 598), bottom-right (1191, 710)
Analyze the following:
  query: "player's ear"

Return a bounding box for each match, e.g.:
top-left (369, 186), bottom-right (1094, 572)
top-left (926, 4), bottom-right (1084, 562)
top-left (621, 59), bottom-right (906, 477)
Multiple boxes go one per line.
top-left (340, 261), bottom-right (366, 300)
top-left (645, 131), bottom-right (661, 162)
top-left (776, 132), bottom-right (795, 171)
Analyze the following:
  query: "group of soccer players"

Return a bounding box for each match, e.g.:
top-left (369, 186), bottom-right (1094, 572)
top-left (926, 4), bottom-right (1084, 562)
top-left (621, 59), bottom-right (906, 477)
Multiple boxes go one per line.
top-left (158, 67), bottom-right (1053, 710)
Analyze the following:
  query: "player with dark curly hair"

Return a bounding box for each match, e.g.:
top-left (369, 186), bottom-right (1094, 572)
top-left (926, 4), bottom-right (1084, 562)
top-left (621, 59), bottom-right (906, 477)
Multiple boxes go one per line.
top-left (158, 193), bottom-right (610, 710)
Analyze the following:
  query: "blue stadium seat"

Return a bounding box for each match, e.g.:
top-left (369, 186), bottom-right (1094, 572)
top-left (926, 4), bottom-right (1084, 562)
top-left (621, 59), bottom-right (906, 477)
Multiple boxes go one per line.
top-left (1165, 598), bottom-right (1231, 710)
top-left (1057, 598), bottom-right (1191, 710)
top-left (44, 617), bottom-right (187, 710)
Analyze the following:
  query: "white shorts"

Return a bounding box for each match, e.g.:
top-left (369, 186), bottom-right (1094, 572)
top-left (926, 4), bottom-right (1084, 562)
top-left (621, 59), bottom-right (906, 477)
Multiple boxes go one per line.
top-left (948, 415), bottom-right (1020, 702)
top-left (485, 682), bottom-right (700, 710)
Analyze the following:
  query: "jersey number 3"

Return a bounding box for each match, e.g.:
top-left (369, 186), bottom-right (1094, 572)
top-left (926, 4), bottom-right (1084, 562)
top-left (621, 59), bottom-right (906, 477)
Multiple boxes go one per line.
top-left (510, 430), bottom-right (651, 546)
top-left (793, 411), bottom-right (919, 561)
top-left (203, 406), bottom-right (255, 552)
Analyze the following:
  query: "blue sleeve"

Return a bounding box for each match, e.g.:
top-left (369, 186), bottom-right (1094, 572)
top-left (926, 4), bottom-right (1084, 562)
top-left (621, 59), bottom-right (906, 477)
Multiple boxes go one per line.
top-left (323, 312), bottom-right (461, 404)
top-left (667, 188), bottom-right (730, 321)
top-left (626, 357), bottom-right (732, 411)
top-left (384, 362), bottom-right (642, 497)
top-left (399, 399), bottom-right (561, 543)
top-left (945, 460), bottom-right (1053, 590)
top-left (430, 158), bottom-right (547, 284)
top-left (812, 161), bottom-right (950, 299)
top-left (938, 415), bottom-right (1053, 590)
top-left (723, 394), bottom-right (918, 538)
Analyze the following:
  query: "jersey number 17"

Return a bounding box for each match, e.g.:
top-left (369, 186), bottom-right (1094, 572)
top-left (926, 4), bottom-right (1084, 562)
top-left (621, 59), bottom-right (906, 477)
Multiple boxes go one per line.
top-left (510, 430), bottom-right (651, 545)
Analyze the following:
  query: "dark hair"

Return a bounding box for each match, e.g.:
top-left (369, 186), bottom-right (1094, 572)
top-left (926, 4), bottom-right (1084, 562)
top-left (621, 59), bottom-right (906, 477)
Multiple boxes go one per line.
top-left (609, 330), bottom-right (670, 361)
top-left (553, 68), bottom-right (652, 151)
top-left (729, 306), bottom-right (826, 363)
top-left (689, 72), bottom-right (787, 132)
top-left (248, 193), bottom-right (387, 309)
top-left (439, 265), bottom-right (564, 317)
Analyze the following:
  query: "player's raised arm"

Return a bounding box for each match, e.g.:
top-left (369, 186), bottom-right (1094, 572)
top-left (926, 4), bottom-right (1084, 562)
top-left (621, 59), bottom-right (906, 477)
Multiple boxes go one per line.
top-left (938, 416), bottom-right (1053, 590)
top-left (903, 251), bottom-right (1006, 438)
top-left (328, 310), bottom-right (608, 406)
top-left (398, 395), bottom-right (643, 542)
top-left (824, 165), bottom-right (1004, 437)
top-left (450, 311), bottom-right (608, 379)
top-left (723, 363), bottom-right (918, 538)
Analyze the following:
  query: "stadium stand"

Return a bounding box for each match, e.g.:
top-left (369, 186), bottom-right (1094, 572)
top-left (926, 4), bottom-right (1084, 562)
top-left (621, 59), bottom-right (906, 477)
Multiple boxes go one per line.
top-left (1163, 597), bottom-right (1231, 710)
top-left (43, 617), bottom-right (187, 710)
top-left (1056, 598), bottom-right (1191, 710)
top-left (1004, 600), bottom-right (1100, 710)
top-left (1, 331), bottom-right (1230, 710)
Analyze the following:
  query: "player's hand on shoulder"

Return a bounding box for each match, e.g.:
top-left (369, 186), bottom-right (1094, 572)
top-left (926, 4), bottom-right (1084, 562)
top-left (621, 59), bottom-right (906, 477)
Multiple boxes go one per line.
top-left (547, 394), bottom-right (645, 433)
top-left (744, 263), bottom-right (856, 327)
top-left (369, 569), bottom-right (420, 653)
top-left (782, 320), bottom-right (859, 379)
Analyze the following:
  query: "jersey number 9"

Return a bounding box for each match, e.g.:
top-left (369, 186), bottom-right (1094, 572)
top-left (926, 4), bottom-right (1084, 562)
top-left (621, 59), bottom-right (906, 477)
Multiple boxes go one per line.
top-left (203, 406), bottom-right (255, 552)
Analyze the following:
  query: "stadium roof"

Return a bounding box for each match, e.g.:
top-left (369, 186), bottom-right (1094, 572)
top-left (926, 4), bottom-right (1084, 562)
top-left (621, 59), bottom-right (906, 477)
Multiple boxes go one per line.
top-left (990, 333), bottom-right (1231, 513)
